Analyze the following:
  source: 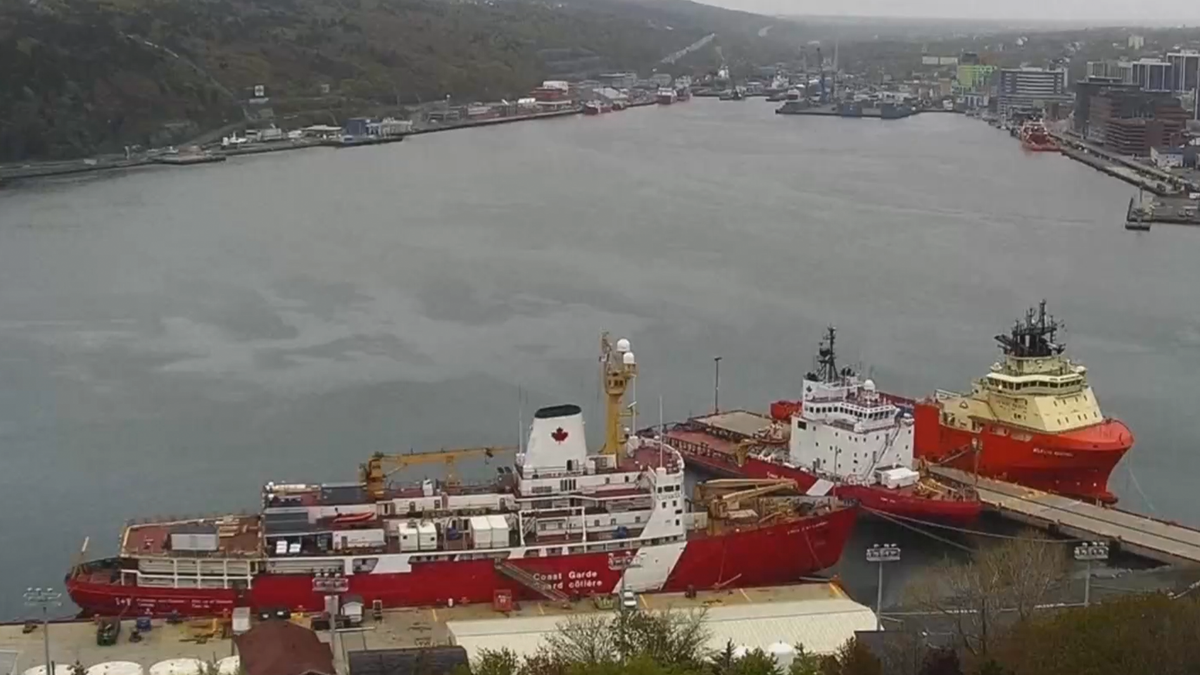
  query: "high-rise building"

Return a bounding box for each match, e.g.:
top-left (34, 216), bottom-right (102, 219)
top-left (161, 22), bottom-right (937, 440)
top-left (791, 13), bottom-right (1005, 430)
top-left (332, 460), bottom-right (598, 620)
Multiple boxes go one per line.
top-left (1130, 59), bottom-right (1173, 92)
top-left (1073, 77), bottom-right (1135, 134)
top-left (1128, 34), bottom-right (1145, 50)
top-left (1088, 89), bottom-right (1188, 155)
top-left (997, 67), bottom-right (1070, 116)
top-left (1166, 50), bottom-right (1200, 93)
top-left (955, 64), bottom-right (996, 93)
top-left (1087, 60), bottom-right (1134, 83)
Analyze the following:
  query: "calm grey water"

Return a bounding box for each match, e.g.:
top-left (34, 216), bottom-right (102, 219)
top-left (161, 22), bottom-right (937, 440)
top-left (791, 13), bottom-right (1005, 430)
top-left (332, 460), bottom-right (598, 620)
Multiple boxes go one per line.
top-left (2, 102), bottom-right (1197, 618)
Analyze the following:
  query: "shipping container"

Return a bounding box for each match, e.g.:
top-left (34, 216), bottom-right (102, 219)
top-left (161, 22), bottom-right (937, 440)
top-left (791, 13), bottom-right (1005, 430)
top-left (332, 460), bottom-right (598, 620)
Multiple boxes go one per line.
top-left (397, 521), bottom-right (419, 552)
top-left (487, 514), bottom-right (510, 548)
top-left (469, 516), bottom-right (492, 549)
top-left (336, 528), bottom-right (386, 550)
top-left (417, 521), bottom-right (438, 551)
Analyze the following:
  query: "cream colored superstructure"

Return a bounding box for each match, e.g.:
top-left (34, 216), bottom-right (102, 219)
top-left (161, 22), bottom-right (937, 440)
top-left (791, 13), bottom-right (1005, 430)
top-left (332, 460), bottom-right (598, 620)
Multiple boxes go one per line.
top-left (935, 352), bottom-right (1104, 435)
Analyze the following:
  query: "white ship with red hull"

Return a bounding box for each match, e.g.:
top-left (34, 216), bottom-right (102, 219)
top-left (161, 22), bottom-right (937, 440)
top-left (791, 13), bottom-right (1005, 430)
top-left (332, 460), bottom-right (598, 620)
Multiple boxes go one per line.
top-left (68, 336), bottom-right (856, 618)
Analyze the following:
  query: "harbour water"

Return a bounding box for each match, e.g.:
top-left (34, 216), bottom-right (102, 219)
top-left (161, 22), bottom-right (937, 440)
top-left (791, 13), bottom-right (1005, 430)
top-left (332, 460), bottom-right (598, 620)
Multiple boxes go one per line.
top-left (2, 101), bottom-right (1198, 618)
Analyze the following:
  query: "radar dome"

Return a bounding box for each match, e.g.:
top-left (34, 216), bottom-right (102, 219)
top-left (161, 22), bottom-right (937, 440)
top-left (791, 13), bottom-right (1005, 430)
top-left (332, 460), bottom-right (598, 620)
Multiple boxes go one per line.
top-left (623, 351), bottom-right (636, 365)
top-left (616, 338), bottom-right (631, 353)
top-left (863, 379), bottom-right (877, 392)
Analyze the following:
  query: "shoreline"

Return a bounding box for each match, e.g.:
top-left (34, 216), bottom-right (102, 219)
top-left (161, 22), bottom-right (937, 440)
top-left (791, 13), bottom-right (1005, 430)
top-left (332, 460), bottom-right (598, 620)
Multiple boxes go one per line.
top-left (0, 108), bottom-right (586, 186)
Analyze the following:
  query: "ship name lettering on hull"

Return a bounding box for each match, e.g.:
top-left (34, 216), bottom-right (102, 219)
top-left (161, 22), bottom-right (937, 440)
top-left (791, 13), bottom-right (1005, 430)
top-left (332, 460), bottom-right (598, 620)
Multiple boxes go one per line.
top-left (532, 570), bottom-right (605, 590)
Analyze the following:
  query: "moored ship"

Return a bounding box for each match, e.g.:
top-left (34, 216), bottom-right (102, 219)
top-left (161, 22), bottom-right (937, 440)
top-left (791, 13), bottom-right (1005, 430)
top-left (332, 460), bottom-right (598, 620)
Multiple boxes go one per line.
top-left (659, 329), bottom-right (981, 524)
top-left (656, 88), bottom-right (677, 105)
top-left (912, 302), bottom-right (1134, 503)
top-left (1019, 119), bottom-right (1058, 152)
top-left (67, 335), bottom-right (856, 618)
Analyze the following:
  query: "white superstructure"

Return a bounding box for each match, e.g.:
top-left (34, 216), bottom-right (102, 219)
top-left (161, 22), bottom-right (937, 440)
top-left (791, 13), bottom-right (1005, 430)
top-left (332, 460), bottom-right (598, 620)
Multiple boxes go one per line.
top-left (787, 328), bottom-right (915, 487)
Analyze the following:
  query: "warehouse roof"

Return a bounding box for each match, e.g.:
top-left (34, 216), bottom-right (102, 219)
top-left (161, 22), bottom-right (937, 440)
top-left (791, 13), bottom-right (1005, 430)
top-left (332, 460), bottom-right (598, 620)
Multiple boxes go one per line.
top-left (446, 598), bottom-right (876, 660)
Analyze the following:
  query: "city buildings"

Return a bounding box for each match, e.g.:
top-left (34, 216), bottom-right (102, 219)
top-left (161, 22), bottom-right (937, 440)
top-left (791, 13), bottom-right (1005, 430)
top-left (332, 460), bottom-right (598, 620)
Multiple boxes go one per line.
top-left (1130, 59), bottom-right (1173, 92)
top-left (996, 67), bottom-right (1070, 116)
top-left (1073, 77), bottom-right (1136, 134)
top-left (1087, 89), bottom-right (1188, 155)
top-left (1167, 50), bottom-right (1200, 94)
top-left (1129, 34), bottom-right (1145, 50)
top-left (955, 64), bottom-right (996, 92)
top-left (1087, 60), bottom-right (1133, 83)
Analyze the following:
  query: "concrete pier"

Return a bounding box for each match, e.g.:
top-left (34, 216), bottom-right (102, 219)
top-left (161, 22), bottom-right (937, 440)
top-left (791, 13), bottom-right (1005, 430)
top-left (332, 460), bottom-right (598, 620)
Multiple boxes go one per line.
top-left (930, 467), bottom-right (1200, 566)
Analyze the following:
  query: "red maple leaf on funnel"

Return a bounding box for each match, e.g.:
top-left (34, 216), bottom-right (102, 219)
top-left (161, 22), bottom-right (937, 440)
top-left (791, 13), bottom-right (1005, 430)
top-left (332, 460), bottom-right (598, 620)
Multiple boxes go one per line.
top-left (552, 427), bottom-right (569, 443)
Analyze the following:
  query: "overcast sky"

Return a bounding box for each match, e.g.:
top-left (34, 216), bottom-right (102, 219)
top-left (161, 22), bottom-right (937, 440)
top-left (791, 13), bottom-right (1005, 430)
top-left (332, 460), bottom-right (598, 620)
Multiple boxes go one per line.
top-left (699, 0), bottom-right (1200, 23)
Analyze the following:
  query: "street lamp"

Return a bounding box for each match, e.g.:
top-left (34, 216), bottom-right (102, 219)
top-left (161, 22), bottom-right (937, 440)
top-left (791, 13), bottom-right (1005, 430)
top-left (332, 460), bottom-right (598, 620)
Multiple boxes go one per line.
top-left (1073, 540), bottom-right (1109, 607)
top-left (24, 587), bottom-right (62, 675)
top-left (866, 544), bottom-right (901, 631)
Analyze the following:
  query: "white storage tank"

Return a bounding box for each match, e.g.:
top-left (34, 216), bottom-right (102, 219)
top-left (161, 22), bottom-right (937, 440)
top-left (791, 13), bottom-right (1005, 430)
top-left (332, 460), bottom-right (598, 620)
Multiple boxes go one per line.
top-left (398, 521), bottom-right (419, 552)
top-left (87, 662), bottom-right (144, 675)
top-left (216, 657), bottom-right (240, 675)
top-left (417, 521), bottom-right (438, 551)
top-left (767, 642), bottom-right (796, 670)
top-left (149, 659), bottom-right (206, 675)
top-left (488, 514), bottom-right (510, 548)
top-left (469, 516), bottom-right (492, 549)
top-left (26, 666), bottom-right (77, 675)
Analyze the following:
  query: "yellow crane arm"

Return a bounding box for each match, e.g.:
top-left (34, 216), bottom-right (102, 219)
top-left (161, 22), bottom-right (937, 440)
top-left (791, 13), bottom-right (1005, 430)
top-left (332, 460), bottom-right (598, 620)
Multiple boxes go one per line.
top-left (361, 446), bottom-right (514, 500)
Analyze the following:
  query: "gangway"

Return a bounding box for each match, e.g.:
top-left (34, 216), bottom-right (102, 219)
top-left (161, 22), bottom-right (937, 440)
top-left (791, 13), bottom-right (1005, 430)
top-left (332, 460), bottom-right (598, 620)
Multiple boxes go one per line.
top-left (494, 560), bottom-right (570, 603)
top-left (930, 466), bottom-right (1200, 565)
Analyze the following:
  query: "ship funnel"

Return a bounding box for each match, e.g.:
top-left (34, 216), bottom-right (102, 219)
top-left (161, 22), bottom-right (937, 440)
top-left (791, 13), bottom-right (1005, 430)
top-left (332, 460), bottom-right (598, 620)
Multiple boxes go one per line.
top-left (524, 404), bottom-right (587, 473)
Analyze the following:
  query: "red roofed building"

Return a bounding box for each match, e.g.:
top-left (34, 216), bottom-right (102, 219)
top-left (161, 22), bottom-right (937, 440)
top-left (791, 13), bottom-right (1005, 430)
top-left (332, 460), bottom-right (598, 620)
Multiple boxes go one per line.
top-left (235, 621), bottom-right (336, 675)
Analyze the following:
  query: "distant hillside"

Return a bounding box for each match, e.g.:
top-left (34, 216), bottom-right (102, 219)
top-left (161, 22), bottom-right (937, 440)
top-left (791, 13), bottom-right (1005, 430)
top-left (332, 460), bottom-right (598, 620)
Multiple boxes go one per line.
top-left (0, 0), bottom-right (807, 162)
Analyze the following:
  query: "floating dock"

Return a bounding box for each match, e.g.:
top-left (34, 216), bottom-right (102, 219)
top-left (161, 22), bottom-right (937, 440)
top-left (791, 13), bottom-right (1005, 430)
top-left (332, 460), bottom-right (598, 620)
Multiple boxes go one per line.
top-left (930, 467), bottom-right (1200, 565)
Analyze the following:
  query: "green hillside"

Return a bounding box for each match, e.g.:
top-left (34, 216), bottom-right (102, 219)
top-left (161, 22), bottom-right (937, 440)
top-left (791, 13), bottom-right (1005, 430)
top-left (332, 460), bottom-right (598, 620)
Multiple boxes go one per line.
top-left (0, 0), bottom-right (808, 162)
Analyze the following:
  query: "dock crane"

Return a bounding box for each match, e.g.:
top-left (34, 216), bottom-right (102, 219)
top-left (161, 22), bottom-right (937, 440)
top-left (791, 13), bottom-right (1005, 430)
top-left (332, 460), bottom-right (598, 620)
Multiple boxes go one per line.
top-left (360, 447), bottom-right (514, 500)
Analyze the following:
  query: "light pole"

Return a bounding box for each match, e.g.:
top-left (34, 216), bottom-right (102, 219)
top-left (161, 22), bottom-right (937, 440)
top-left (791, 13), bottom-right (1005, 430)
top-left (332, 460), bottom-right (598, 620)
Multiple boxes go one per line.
top-left (712, 356), bottom-right (722, 414)
top-left (24, 587), bottom-right (62, 675)
top-left (314, 573), bottom-right (348, 669)
top-left (1073, 540), bottom-right (1109, 607)
top-left (866, 544), bottom-right (901, 631)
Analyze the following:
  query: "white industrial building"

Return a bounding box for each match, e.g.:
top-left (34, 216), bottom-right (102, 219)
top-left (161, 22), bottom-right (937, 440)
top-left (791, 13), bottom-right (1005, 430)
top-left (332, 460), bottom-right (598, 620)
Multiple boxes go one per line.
top-left (445, 596), bottom-right (877, 661)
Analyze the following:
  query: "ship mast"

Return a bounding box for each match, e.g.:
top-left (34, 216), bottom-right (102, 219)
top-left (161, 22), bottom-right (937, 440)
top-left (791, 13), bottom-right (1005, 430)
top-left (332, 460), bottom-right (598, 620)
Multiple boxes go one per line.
top-left (810, 326), bottom-right (853, 384)
top-left (995, 300), bottom-right (1065, 358)
top-left (600, 332), bottom-right (637, 456)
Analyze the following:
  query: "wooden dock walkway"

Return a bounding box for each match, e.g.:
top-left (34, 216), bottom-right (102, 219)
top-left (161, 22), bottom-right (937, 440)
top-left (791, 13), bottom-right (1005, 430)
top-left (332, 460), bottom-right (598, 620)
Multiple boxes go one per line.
top-left (930, 467), bottom-right (1200, 566)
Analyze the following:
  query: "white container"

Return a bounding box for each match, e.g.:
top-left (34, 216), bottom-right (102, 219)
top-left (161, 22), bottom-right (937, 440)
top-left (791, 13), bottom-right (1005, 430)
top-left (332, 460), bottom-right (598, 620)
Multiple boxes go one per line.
top-left (488, 514), bottom-right (510, 548)
top-left (878, 467), bottom-right (920, 489)
top-left (338, 528), bottom-right (386, 550)
top-left (87, 663), bottom-right (144, 675)
top-left (469, 516), bottom-right (492, 549)
top-left (232, 607), bottom-right (251, 634)
top-left (216, 657), bottom-right (240, 675)
top-left (417, 521), bottom-right (438, 551)
top-left (170, 532), bottom-right (218, 552)
top-left (149, 659), bottom-right (205, 675)
top-left (398, 521), bottom-right (419, 552)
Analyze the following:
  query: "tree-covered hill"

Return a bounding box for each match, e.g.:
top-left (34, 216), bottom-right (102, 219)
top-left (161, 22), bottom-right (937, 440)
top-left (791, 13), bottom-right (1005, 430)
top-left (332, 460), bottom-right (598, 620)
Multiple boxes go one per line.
top-left (0, 0), bottom-right (807, 161)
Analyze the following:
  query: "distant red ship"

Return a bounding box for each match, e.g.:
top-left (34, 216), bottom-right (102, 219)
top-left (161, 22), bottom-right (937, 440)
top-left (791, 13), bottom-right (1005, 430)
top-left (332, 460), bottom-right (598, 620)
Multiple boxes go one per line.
top-left (912, 302), bottom-right (1134, 503)
top-left (1019, 119), bottom-right (1058, 152)
top-left (659, 328), bottom-right (981, 525)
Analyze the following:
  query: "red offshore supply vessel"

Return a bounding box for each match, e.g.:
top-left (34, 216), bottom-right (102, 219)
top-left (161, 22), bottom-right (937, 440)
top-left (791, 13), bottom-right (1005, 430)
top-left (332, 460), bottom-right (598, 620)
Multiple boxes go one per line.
top-left (1019, 119), bottom-right (1059, 152)
top-left (67, 335), bottom-right (856, 618)
top-left (912, 302), bottom-right (1134, 503)
top-left (658, 328), bottom-right (981, 524)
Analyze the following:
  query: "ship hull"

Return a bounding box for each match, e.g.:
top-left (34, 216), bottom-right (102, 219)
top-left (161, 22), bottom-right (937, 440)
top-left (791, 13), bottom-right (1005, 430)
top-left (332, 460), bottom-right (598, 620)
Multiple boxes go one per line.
top-left (678, 449), bottom-right (979, 524)
top-left (67, 508), bottom-right (856, 618)
top-left (913, 402), bottom-right (1133, 503)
